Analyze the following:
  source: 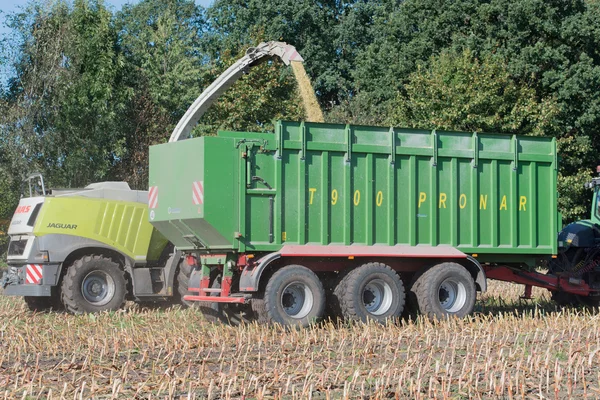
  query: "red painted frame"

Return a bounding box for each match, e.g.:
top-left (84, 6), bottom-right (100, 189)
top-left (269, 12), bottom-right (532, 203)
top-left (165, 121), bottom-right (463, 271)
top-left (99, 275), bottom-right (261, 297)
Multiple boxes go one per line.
top-left (484, 265), bottom-right (592, 296)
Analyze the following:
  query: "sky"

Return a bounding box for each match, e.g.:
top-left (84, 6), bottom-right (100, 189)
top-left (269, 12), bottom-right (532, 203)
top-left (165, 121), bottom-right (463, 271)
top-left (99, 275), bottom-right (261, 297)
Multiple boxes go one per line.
top-left (0, 0), bottom-right (213, 37)
top-left (0, 0), bottom-right (214, 16)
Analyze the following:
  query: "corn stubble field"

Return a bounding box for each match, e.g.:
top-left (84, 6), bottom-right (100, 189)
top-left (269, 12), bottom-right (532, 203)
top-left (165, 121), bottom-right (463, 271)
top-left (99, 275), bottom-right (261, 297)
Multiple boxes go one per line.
top-left (1, 282), bottom-right (600, 399)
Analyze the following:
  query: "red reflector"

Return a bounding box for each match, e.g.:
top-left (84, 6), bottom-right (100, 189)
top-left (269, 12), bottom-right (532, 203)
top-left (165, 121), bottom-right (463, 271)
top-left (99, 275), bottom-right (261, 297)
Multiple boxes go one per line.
top-left (186, 255), bottom-right (198, 267)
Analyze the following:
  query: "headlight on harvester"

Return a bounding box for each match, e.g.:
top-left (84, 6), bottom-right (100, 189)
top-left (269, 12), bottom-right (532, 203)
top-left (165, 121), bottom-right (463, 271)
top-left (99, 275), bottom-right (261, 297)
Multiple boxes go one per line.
top-left (33, 250), bottom-right (49, 263)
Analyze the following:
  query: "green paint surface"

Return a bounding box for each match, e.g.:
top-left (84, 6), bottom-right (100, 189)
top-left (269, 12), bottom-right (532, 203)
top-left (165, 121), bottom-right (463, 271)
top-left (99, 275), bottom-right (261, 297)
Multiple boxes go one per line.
top-left (35, 196), bottom-right (165, 260)
top-left (149, 121), bottom-right (558, 261)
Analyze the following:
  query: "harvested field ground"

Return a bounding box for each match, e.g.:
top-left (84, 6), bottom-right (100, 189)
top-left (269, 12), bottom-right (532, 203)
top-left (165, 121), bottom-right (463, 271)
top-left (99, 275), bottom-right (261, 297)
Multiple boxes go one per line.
top-left (1, 281), bottom-right (600, 399)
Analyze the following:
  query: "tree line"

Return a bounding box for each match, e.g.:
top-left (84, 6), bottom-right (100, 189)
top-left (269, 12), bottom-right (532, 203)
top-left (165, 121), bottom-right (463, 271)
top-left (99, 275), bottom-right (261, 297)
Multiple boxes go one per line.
top-left (1, 0), bottom-right (600, 241)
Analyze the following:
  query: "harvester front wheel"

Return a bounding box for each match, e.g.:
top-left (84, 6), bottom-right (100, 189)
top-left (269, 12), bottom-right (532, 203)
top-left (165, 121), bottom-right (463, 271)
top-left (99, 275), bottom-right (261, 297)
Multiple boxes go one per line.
top-left (61, 255), bottom-right (127, 314)
top-left (333, 262), bottom-right (405, 323)
top-left (412, 262), bottom-right (476, 320)
top-left (262, 265), bottom-right (325, 327)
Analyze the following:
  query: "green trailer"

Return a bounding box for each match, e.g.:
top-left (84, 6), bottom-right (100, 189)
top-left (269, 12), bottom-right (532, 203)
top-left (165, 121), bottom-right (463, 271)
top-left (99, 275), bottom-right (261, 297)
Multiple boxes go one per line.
top-left (149, 121), bottom-right (599, 326)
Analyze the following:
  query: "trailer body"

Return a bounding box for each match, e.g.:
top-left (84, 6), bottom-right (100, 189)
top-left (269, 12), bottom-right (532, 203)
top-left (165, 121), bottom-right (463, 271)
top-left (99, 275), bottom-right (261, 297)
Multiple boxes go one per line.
top-left (150, 121), bottom-right (558, 263)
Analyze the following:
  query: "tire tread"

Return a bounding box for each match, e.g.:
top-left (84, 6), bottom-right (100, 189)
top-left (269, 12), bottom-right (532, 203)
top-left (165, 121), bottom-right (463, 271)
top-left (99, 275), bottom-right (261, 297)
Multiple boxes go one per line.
top-left (412, 262), bottom-right (475, 320)
top-left (333, 262), bottom-right (405, 323)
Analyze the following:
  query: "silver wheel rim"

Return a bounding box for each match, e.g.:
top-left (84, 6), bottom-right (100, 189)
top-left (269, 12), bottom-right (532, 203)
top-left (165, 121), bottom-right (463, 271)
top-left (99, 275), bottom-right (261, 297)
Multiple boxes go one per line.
top-left (438, 278), bottom-right (467, 313)
top-left (281, 282), bottom-right (313, 319)
top-left (363, 279), bottom-right (393, 316)
top-left (81, 271), bottom-right (115, 306)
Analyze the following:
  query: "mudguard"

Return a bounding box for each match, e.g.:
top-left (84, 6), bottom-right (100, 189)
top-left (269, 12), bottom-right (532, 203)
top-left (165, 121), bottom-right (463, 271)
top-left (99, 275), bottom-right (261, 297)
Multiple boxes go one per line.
top-left (558, 220), bottom-right (600, 248)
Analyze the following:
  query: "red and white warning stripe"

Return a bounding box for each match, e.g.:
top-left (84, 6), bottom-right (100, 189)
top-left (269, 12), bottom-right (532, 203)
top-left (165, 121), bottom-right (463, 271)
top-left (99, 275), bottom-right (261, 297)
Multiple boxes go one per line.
top-left (25, 264), bottom-right (43, 284)
top-left (148, 186), bottom-right (158, 209)
top-left (192, 181), bottom-right (204, 205)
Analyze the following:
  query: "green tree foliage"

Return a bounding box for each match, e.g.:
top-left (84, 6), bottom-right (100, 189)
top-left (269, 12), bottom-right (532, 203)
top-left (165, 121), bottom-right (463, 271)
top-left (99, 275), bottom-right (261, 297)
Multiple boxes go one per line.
top-left (114, 0), bottom-right (205, 187)
top-left (2, 0), bottom-right (600, 225)
top-left (196, 45), bottom-right (304, 137)
top-left (55, 0), bottom-right (127, 187)
top-left (389, 50), bottom-right (560, 136)
top-left (2, 0), bottom-right (125, 189)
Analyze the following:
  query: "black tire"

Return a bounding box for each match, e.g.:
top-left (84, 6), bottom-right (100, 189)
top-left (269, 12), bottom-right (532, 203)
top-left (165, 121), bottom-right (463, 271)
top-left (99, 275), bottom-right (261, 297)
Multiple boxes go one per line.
top-left (549, 248), bottom-right (600, 309)
top-left (261, 265), bottom-right (325, 327)
top-left (24, 287), bottom-right (63, 312)
top-left (323, 272), bottom-right (345, 321)
top-left (176, 258), bottom-right (196, 308)
top-left (404, 271), bottom-right (424, 318)
top-left (333, 263), bottom-right (405, 323)
top-left (550, 291), bottom-right (580, 307)
top-left (178, 265), bottom-right (253, 324)
top-left (61, 255), bottom-right (127, 314)
top-left (251, 297), bottom-right (269, 324)
top-left (412, 262), bottom-right (476, 320)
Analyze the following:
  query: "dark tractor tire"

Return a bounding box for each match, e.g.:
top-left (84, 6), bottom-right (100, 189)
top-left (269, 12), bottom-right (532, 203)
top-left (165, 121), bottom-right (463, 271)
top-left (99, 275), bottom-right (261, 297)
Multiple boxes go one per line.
top-left (251, 297), bottom-right (270, 324)
top-left (24, 288), bottom-right (63, 312)
top-left (412, 262), bottom-right (476, 321)
top-left (549, 248), bottom-right (600, 309)
top-left (550, 291), bottom-right (580, 307)
top-left (61, 255), bottom-right (127, 314)
top-left (198, 274), bottom-right (254, 325)
top-left (176, 258), bottom-right (196, 308)
top-left (261, 265), bottom-right (326, 327)
top-left (333, 263), bottom-right (405, 324)
top-left (404, 271), bottom-right (425, 319)
top-left (177, 265), bottom-right (253, 325)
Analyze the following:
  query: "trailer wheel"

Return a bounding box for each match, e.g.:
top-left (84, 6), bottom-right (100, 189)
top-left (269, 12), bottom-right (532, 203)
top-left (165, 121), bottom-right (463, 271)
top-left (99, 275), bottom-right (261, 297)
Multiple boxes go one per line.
top-left (413, 262), bottom-right (476, 320)
top-left (61, 255), bottom-right (127, 314)
top-left (262, 265), bottom-right (325, 327)
top-left (333, 263), bottom-right (405, 323)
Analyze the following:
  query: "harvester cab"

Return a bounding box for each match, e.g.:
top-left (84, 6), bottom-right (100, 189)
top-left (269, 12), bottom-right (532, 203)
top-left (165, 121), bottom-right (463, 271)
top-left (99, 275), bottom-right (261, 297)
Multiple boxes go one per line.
top-left (586, 175), bottom-right (600, 222)
top-left (22, 173), bottom-right (46, 197)
top-left (8, 173), bottom-right (48, 239)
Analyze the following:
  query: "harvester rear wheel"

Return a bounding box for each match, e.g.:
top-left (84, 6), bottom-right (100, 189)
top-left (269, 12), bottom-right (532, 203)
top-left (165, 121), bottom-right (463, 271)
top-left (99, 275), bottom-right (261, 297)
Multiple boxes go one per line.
top-left (412, 262), bottom-right (476, 321)
top-left (261, 265), bottom-right (325, 327)
top-left (333, 263), bottom-right (405, 323)
top-left (176, 259), bottom-right (196, 308)
top-left (177, 266), bottom-right (253, 324)
top-left (61, 255), bottom-right (127, 314)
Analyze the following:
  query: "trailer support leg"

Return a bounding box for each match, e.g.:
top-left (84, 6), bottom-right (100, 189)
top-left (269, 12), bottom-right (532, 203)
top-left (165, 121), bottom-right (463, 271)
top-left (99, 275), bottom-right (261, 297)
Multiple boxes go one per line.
top-left (521, 284), bottom-right (533, 299)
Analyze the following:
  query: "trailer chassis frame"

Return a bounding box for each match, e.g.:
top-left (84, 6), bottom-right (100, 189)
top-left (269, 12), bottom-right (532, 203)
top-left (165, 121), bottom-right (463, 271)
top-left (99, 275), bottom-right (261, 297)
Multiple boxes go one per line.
top-left (484, 265), bottom-right (593, 297)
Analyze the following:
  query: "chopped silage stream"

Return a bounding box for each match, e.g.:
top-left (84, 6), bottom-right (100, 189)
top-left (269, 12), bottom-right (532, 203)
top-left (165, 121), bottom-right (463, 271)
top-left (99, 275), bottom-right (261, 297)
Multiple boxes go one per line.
top-left (290, 61), bottom-right (324, 123)
top-left (1, 282), bottom-right (600, 399)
